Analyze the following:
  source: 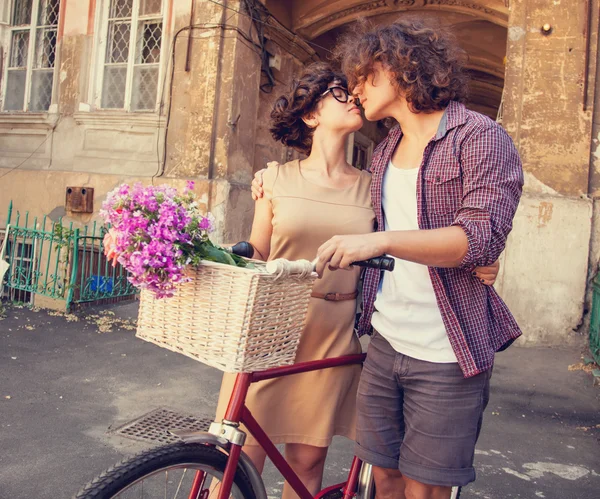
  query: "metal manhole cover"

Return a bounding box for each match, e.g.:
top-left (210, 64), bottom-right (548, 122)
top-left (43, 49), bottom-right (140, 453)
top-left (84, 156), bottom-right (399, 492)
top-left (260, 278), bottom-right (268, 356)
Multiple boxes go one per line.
top-left (112, 407), bottom-right (214, 445)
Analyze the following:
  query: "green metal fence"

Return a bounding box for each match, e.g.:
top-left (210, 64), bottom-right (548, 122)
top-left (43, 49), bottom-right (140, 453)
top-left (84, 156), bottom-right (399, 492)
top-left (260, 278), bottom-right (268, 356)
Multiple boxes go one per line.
top-left (72, 221), bottom-right (136, 305)
top-left (2, 202), bottom-right (137, 310)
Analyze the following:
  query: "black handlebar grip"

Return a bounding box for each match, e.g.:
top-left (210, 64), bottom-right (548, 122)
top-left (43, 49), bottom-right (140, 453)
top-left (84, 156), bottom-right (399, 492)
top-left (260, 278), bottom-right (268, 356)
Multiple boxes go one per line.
top-left (229, 241), bottom-right (254, 258)
top-left (353, 256), bottom-right (395, 272)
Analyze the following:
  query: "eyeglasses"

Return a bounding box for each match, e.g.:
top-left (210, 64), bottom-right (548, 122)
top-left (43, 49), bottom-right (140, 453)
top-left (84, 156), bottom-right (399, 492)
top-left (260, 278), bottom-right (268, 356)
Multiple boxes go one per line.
top-left (321, 86), bottom-right (351, 103)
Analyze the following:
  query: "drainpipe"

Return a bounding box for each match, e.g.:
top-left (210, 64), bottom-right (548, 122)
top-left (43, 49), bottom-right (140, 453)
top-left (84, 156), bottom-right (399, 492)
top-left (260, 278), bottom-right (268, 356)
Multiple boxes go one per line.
top-left (583, 0), bottom-right (592, 112)
top-left (586, 2), bottom-right (600, 196)
top-left (583, 1), bottom-right (600, 331)
top-left (185, 0), bottom-right (196, 72)
top-left (206, 0), bottom-right (228, 212)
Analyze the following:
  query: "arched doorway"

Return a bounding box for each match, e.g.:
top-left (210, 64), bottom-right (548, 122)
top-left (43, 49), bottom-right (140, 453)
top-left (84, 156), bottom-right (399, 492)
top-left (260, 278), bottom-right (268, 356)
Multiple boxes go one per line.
top-left (292, 1), bottom-right (508, 120)
top-left (261, 0), bottom-right (509, 167)
top-left (258, 1), bottom-right (508, 169)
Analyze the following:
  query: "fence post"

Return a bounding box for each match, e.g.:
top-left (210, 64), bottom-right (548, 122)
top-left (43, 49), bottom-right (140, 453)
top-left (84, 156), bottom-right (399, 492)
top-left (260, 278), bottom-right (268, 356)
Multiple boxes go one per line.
top-left (66, 228), bottom-right (80, 312)
top-left (6, 200), bottom-right (12, 226)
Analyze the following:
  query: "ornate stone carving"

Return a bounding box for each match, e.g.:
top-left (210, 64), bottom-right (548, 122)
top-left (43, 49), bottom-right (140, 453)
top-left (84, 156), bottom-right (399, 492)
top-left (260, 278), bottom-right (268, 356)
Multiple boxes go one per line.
top-left (315, 1), bottom-right (416, 27)
top-left (423, 0), bottom-right (505, 18)
top-left (297, 1), bottom-right (416, 39)
top-left (296, 0), bottom-right (507, 40)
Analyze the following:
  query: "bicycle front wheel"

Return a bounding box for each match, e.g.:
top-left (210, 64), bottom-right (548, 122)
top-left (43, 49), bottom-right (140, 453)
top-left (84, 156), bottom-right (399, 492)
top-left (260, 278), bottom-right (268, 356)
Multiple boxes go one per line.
top-left (75, 442), bottom-right (256, 499)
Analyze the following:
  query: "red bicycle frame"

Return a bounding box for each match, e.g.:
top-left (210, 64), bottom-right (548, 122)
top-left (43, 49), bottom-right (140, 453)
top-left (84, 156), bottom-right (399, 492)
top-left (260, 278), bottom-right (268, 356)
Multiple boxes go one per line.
top-left (196, 353), bottom-right (367, 499)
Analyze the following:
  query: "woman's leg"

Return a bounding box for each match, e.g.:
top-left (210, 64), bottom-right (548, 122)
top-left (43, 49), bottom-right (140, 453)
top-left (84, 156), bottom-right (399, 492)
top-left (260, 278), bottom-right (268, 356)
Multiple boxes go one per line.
top-left (242, 444), bottom-right (268, 474)
top-left (282, 443), bottom-right (329, 499)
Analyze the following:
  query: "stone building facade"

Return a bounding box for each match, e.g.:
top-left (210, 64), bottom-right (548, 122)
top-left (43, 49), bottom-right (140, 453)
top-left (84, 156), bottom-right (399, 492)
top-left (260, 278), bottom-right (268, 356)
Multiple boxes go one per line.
top-left (0, 0), bottom-right (599, 347)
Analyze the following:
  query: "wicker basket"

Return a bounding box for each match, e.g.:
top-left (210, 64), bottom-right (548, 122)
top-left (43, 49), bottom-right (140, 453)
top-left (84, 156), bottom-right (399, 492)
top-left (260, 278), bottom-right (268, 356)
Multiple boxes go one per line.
top-left (136, 260), bottom-right (316, 372)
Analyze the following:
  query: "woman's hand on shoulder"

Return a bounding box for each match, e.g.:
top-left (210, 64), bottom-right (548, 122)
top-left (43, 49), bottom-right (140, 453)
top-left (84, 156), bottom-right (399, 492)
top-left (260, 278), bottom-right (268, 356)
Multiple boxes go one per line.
top-left (473, 259), bottom-right (500, 286)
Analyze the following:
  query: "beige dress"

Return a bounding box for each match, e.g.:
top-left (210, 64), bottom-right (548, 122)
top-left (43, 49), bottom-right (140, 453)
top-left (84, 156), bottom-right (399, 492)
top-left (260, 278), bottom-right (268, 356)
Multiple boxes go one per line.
top-left (215, 160), bottom-right (375, 447)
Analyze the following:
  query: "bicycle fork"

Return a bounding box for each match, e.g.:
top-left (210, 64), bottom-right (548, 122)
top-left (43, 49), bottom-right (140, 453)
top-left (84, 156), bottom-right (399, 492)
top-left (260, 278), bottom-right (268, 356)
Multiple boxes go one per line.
top-left (185, 420), bottom-right (247, 499)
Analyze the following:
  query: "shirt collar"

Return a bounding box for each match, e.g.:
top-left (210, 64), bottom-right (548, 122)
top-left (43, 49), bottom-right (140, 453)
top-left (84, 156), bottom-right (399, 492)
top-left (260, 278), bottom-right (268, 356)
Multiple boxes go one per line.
top-left (378, 101), bottom-right (468, 167)
top-left (433, 101), bottom-right (468, 141)
top-left (389, 101), bottom-right (468, 141)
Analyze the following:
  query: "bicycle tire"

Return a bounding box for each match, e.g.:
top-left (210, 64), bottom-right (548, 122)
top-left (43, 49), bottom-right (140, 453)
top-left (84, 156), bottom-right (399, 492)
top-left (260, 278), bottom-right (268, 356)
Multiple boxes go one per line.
top-left (74, 442), bottom-right (256, 499)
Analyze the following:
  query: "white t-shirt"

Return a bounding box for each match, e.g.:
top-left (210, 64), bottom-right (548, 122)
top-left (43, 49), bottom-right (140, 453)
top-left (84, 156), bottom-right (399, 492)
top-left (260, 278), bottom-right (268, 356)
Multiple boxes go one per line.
top-left (371, 162), bottom-right (458, 363)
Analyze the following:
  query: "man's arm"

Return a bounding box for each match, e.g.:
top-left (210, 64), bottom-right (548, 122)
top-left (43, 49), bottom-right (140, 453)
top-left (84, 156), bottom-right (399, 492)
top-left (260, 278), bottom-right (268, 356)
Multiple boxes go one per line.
top-left (315, 227), bottom-right (468, 275)
top-left (315, 124), bottom-right (523, 276)
top-left (451, 124), bottom-right (523, 270)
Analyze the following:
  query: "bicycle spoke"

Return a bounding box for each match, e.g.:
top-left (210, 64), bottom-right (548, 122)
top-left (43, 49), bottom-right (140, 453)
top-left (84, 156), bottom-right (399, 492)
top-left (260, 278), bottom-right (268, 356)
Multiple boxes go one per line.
top-left (149, 468), bottom-right (235, 499)
top-left (173, 468), bottom-right (186, 498)
top-left (77, 444), bottom-right (253, 499)
top-left (197, 471), bottom-right (208, 499)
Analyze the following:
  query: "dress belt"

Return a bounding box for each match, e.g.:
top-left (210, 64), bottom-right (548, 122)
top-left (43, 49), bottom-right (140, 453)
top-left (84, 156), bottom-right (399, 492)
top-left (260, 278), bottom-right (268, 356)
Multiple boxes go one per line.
top-left (310, 290), bottom-right (358, 301)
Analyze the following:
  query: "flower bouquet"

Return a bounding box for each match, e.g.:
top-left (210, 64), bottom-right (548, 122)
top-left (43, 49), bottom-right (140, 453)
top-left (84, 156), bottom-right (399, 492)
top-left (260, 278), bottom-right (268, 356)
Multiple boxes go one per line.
top-left (100, 181), bottom-right (249, 298)
top-left (100, 181), bottom-right (314, 373)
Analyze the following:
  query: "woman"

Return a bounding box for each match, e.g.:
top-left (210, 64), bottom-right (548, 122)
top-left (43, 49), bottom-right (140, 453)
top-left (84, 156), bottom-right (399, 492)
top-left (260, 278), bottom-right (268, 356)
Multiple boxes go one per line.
top-left (215, 63), bottom-right (371, 499)
top-left (215, 62), bottom-right (499, 499)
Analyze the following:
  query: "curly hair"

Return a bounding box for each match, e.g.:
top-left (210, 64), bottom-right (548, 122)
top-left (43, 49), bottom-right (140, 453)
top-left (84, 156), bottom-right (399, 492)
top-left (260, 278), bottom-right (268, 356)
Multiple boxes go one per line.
top-left (270, 62), bottom-right (348, 154)
top-left (334, 19), bottom-right (469, 113)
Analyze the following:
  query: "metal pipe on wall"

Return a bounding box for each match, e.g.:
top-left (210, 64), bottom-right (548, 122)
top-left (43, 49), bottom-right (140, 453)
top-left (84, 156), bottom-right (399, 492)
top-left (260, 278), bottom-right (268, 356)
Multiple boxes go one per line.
top-left (207, 0), bottom-right (228, 212)
top-left (185, 0), bottom-right (196, 72)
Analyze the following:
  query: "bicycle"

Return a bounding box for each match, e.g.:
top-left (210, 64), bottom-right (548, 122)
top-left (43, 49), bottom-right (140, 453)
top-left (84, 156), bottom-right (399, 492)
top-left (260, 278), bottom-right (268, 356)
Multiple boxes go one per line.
top-left (75, 246), bottom-right (462, 499)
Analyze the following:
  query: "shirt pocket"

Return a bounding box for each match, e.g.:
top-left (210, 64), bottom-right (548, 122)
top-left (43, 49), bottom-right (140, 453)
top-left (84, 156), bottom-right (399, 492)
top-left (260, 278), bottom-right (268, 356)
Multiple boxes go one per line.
top-left (423, 166), bottom-right (462, 216)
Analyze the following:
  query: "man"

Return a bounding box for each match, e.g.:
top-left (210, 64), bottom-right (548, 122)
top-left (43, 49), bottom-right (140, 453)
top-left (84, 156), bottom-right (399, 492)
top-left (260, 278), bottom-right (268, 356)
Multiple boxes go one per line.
top-left (254, 20), bottom-right (522, 499)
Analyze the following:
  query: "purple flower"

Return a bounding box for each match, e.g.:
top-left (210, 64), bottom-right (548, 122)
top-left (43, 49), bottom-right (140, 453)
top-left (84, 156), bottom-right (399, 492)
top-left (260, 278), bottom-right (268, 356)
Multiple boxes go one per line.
top-left (100, 182), bottom-right (217, 298)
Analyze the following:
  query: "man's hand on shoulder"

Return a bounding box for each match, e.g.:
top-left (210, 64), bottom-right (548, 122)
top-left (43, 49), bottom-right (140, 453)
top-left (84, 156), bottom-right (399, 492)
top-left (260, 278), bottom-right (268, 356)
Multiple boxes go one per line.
top-left (251, 161), bottom-right (281, 200)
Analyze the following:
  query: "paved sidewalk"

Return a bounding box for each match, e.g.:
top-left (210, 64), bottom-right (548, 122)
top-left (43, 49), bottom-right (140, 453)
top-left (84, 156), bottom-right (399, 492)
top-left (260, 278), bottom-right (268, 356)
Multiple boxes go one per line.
top-left (0, 301), bottom-right (598, 499)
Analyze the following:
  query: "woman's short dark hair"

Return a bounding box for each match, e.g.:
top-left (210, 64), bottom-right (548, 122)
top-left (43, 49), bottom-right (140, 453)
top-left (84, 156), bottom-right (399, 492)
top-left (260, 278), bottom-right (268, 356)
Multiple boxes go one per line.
top-left (270, 62), bottom-right (348, 154)
top-left (335, 19), bottom-right (469, 113)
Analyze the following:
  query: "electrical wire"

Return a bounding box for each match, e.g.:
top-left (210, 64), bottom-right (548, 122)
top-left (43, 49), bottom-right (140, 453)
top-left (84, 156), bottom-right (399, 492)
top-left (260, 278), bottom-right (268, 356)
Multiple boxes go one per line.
top-left (207, 0), bottom-right (332, 57)
top-left (152, 22), bottom-right (263, 181)
top-left (152, 0), bottom-right (327, 180)
top-left (0, 118), bottom-right (60, 180)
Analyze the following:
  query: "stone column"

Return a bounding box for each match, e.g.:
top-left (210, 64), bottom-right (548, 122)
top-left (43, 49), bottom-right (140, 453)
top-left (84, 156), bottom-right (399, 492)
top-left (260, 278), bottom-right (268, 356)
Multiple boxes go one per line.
top-left (585, 1), bottom-right (600, 330)
top-left (499, 0), bottom-right (599, 344)
top-left (164, 0), bottom-right (262, 243)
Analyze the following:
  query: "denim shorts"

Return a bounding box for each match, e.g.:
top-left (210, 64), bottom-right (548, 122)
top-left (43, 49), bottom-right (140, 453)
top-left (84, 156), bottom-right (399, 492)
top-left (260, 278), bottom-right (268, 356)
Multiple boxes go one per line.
top-left (355, 331), bottom-right (491, 487)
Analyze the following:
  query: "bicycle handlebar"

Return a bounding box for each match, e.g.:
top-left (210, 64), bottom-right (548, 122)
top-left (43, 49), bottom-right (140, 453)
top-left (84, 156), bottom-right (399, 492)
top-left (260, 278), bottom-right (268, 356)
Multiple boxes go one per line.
top-left (228, 241), bottom-right (254, 258)
top-left (352, 256), bottom-right (395, 272)
top-left (227, 241), bottom-right (395, 272)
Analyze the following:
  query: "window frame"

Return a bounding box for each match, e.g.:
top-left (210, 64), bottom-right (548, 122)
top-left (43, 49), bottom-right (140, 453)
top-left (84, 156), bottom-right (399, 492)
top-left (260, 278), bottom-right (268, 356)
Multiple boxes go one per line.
top-left (2, 0), bottom-right (60, 112)
top-left (93, 0), bottom-right (167, 113)
top-left (0, 1), bottom-right (11, 25)
top-left (346, 131), bottom-right (374, 171)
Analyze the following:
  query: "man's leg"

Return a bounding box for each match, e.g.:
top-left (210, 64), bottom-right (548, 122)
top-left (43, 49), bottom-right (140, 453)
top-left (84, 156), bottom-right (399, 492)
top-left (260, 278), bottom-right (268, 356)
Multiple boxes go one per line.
top-left (371, 467), bottom-right (452, 499)
top-left (371, 466), bottom-right (405, 499)
top-left (402, 475), bottom-right (451, 499)
top-left (397, 358), bottom-right (492, 495)
top-left (354, 332), bottom-right (406, 497)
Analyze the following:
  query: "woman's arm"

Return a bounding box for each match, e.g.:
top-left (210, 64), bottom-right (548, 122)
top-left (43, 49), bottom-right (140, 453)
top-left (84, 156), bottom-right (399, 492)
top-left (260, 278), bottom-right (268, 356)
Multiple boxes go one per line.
top-left (248, 195), bottom-right (273, 261)
top-left (248, 163), bottom-right (282, 259)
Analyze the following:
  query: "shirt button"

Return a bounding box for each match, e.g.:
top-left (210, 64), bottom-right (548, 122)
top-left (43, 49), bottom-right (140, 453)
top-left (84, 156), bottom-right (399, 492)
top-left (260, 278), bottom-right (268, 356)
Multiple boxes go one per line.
top-left (435, 175), bottom-right (441, 183)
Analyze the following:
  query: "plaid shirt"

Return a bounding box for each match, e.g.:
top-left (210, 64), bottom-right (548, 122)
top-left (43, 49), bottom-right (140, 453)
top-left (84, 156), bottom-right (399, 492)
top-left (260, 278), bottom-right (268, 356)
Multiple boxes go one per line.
top-left (357, 101), bottom-right (524, 378)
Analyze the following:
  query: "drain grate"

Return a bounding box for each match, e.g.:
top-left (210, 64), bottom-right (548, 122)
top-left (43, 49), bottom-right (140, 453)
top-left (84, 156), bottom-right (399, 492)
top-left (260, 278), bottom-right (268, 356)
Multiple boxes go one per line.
top-left (112, 407), bottom-right (214, 445)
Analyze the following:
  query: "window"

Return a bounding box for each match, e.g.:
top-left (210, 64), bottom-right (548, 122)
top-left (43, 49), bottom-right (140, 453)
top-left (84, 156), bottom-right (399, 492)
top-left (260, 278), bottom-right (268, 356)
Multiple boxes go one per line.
top-left (3, 0), bottom-right (59, 111)
top-left (99, 0), bottom-right (164, 111)
top-left (347, 131), bottom-right (374, 171)
top-left (352, 141), bottom-right (369, 170)
top-left (2, 238), bottom-right (33, 304)
top-left (1, 1), bottom-right (11, 24)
